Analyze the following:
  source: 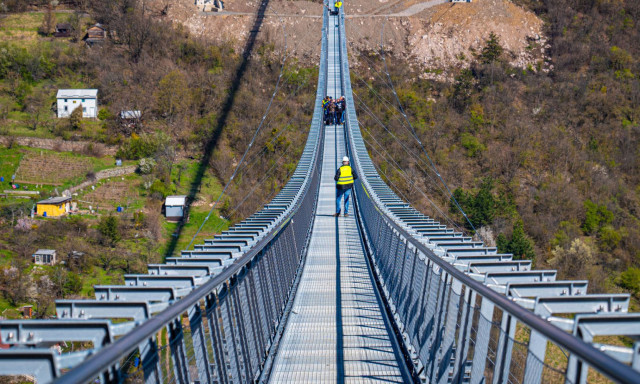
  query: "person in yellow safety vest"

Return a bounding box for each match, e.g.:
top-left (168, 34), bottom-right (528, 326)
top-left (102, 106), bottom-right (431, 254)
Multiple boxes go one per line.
top-left (334, 1), bottom-right (342, 14)
top-left (334, 156), bottom-right (358, 217)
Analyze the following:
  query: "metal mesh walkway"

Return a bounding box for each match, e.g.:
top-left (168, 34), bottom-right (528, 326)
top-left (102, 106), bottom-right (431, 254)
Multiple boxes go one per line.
top-left (268, 14), bottom-right (407, 384)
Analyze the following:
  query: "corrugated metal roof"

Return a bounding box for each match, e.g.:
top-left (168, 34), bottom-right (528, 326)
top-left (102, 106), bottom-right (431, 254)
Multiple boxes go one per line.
top-left (34, 249), bottom-right (56, 255)
top-left (165, 195), bottom-right (187, 206)
top-left (37, 196), bottom-right (72, 205)
top-left (57, 89), bottom-right (98, 99)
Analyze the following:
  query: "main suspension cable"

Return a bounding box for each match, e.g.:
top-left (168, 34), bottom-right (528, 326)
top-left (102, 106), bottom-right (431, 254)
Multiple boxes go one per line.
top-left (186, 8), bottom-right (292, 250)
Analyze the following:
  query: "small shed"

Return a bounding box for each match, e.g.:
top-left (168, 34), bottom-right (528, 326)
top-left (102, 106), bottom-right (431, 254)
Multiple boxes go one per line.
top-left (120, 110), bottom-right (141, 120)
top-left (33, 249), bottom-right (57, 266)
top-left (165, 195), bottom-right (187, 221)
top-left (37, 196), bottom-right (72, 217)
top-left (54, 23), bottom-right (72, 38)
top-left (119, 110), bottom-right (142, 130)
top-left (57, 89), bottom-right (99, 118)
top-left (84, 23), bottom-right (106, 45)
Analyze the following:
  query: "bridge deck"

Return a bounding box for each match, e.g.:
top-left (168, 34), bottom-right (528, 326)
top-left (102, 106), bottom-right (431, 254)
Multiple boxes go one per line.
top-left (268, 15), bottom-right (407, 383)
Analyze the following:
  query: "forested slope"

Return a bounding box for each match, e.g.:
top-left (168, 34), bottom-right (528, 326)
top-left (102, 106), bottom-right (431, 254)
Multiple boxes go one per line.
top-left (0, 0), bottom-right (318, 316)
top-left (351, 0), bottom-right (640, 298)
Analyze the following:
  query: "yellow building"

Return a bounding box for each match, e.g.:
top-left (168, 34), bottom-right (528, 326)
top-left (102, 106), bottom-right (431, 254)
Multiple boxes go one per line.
top-left (36, 196), bottom-right (72, 217)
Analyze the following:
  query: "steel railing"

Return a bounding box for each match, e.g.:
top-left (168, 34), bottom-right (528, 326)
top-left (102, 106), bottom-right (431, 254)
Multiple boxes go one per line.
top-left (337, 10), bottom-right (640, 384)
top-left (3, 5), bottom-right (640, 384)
top-left (0, 8), bottom-right (330, 384)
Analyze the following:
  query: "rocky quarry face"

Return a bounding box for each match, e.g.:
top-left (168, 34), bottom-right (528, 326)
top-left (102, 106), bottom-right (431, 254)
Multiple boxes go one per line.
top-left (150, 0), bottom-right (547, 80)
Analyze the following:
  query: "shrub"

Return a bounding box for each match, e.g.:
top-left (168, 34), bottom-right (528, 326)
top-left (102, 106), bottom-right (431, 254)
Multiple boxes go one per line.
top-left (138, 157), bottom-right (156, 174)
top-left (618, 267), bottom-right (640, 296)
top-left (598, 225), bottom-right (622, 251)
top-left (69, 106), bottom-right (83, 131)
top-left (460, 132), bottom-right (486, 157)
top-left (97, 108), bottom-right (112, 121)
top-left (551, 221), bottom-right (582, 249)
top-left (549, 238), bottom-right (596, 279)
top-left (116, 134), bottom-right (158, 160)
top-left (582, 199), bottom-right (613, 234)
top-left (149, 179), bottom-right (172, 199)
top-left (98, 215), bottom-right (121, 246)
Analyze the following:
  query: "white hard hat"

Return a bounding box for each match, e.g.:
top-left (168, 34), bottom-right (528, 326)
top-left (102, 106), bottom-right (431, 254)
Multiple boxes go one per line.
top-left (342, 156), bottom-right (349, 163)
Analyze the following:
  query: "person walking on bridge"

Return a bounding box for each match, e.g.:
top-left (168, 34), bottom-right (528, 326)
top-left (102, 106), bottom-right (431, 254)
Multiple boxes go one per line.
top-left (334, 156), bottom-right (357, 217)
top-left (334, 0), bottom-right (343, 14)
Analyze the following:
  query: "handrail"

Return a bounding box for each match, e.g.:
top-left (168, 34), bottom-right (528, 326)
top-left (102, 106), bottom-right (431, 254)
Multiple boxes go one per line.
top-left (54, 216), bottom-right (291, 384)
top-left (366, 202), bottom-right (639, 384)
top-left (49, 7), bottom-right (331, 384)
top-left (336, 10), bottom-right (640, 384)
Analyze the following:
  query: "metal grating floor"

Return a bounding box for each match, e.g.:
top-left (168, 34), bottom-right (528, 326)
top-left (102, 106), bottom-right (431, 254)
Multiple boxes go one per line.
top-left (268, 15), bottom-right (406, 383)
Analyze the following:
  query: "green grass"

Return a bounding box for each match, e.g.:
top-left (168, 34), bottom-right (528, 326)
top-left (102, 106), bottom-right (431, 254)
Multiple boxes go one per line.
top-left (0, 146), bottom-right (137, 209)
top-left (0, 12), bottom-right (87, 47)
top-left (162, 209), bottom-right (229, 256)
top-left (81, 267), bottom-right (124, 297)
top-left (154, 160), bottom-right (229, 257)
top-left (75, 174), bottom-right (145, 211)
top-left (0, 11), bottom-right (96, 140)
top-left (0, 297), bottom-right (19, 316)
top-left (0, 146), bottom-right (24, 181)
top-left (0, 248), bottom-right (16, 266)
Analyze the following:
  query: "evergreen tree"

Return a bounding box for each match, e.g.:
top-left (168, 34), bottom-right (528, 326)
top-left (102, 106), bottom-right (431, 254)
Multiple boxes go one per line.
top-left (498, 221), bottom-right (535, 260)
top-left (451, 178), bottom-right (496, 229)
top-left (98, 215), bottom-right (121, 246)
top-left (480, 32), bottom-right (504, 64)
top-left (69, 106), bottom-right (83, 130)
top-left (470, 178), bottom-right (495, 227)
top-left (508, 221), bottom-right (535, 260)
top-left (496, 233), bottom-right (509, 254)
top-left (451, 69), bottom-right (474, 111)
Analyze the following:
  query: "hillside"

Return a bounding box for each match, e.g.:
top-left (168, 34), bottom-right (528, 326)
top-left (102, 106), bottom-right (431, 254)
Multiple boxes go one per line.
top-left (155, 0), bottom-right (545, 75)
top-left (351, 0), bottom-right (640, 299)
top-left (0, 0), bottom-right (638, 316)
top-left (0, 0), bottom-right (315, 317)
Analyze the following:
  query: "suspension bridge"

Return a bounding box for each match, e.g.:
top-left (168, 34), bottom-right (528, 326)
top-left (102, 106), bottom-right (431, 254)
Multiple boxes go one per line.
top-left (1, 4), bottom-right (640, 384)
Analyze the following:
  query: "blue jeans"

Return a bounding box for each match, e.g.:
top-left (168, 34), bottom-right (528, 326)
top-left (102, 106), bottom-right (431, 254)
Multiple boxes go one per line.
top-left (336, 188), bottom-right (351, 214)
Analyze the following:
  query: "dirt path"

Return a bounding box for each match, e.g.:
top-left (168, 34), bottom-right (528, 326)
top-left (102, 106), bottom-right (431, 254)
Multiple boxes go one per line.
top-left (201, 0), bottom-right (446, 18)
top-left (389, 0), bottom-right (447, 16)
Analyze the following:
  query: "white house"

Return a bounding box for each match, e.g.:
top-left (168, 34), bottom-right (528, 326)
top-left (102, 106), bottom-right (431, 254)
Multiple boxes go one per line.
top-left (57, 89), bottom-right (98, 118)
top-left (33, 249), bottom-right (57, 265)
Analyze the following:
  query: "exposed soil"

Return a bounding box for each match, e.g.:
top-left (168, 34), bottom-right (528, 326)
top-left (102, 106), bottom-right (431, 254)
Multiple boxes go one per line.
top-left (150, 0), bottom-right (546, 77)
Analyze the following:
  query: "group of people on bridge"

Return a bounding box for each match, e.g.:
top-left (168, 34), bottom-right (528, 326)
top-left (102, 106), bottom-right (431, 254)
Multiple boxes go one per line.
top-left (323, 96), bottom-right (346, 125)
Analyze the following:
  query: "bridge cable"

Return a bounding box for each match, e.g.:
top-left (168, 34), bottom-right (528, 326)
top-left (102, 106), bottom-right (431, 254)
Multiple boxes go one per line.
top-left (191, 29), bottom-right (321, 238)
top-left (345, 26), bottom-right (465, 217)
top-left (378, 15), bottom-right (482, 238)
top-left (344, 15), bottom-right (481, 238)
top-left (359, 113), bottom-right (464, 232)
top-left (351, 88), bottom-right (450, 199)
top-left (353, 93), bottom-right (466, 232)
top-left (345, 24), bottom-right (467, 233)
top-left (186, 8), bottom-right (292, 250)
top-left (229, 32), bottom-right (322, 182)
top-left (208, 142), bottom-right (294, 235)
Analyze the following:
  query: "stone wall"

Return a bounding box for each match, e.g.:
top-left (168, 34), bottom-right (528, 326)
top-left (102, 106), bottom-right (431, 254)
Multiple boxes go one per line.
top-left (67, 165), bottom-right (137, 195)
top-left (0, 136), bottom-right (117, 156)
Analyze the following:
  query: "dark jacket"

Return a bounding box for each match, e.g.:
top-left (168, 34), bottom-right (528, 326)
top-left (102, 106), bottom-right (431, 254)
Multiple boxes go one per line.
top-left (334, 165), bottom-right (358, 190)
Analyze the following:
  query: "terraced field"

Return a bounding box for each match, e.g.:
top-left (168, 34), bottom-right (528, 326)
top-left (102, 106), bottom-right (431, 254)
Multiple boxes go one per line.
top-left (15, 152), bottom-right (92, 185)
top-left (80, 180), bottom-right (142, 210)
